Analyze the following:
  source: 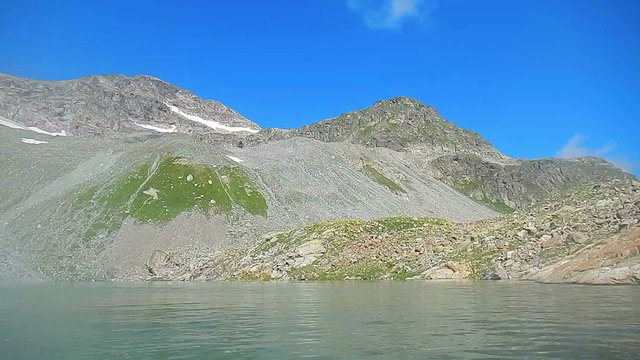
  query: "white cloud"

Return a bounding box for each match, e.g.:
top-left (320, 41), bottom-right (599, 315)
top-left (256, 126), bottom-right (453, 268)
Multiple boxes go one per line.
top-left (556, 135), bottom-right (615, 158)
top-left (556, 134), bottom-right (637, 173)
top-left (347, 0), bottom-right (432, 30)
top-left (608, 158), bottom-right (637, 174)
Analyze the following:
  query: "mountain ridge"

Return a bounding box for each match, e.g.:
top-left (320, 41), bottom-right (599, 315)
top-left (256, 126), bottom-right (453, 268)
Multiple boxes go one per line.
top-left (0, 72), bottom-right (636, 281)
top-left (0, 72), bottom-right (260, 137)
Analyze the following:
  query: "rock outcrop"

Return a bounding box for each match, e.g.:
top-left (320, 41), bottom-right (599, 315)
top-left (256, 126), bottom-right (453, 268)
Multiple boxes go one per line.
top-left (429, 154), bottom-right (633, 210)
top-left (533, 225), bottom-right (640, 284)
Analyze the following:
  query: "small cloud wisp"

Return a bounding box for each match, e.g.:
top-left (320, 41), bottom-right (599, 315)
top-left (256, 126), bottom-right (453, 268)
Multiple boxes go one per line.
top-left (347, 0), bottom-right (432, 30)
top-left (556, 134), bottom-right (637, 173)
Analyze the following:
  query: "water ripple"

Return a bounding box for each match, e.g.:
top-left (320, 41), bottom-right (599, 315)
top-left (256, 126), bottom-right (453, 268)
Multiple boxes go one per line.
top-left (0, 281), bottom-right (638, 359)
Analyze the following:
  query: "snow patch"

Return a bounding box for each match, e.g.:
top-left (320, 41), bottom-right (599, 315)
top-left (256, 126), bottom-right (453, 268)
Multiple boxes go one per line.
top-left (164, 103), bottom-right (259, 134)
top-left (0, 117), bottom-right (24, 130)
top-left (134, 122), bottom-right (177, 133)
top-left (26, 126), bottom-right (66, 137)
top-left (226, 155), bottom-right (244, 163)
top-left (21, 138), bottom-right (48, 145)
top-left (0, 116), bottom-right (67, 136)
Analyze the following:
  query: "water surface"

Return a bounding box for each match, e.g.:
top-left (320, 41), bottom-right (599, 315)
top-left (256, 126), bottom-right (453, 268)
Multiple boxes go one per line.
top-left (1, 281), bottom-right (638, 359)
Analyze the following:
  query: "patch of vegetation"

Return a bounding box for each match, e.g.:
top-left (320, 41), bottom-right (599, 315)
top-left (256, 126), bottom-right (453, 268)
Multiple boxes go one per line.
top-left (257, 219), bottom-right (369, 257)
top-left (254, 229), bottom-right (297, 254)
top-left (253, 216), bottom-right (452, 263)
top-left (340, 262), bottom-right (388, 280)
top-left (357, 125), bottom-right (373, 137)
top-left (373, 217), bottom-right (451, 233)
top-left (362, 163), bottom-right (405, 193)
top-left (393, 270), bottom-right (420, 280)
top-left (304, 218), bottom-right (369, 235)
top-left (253, 216), bottom-right (452, 261)
top-left (217, 166), bottom-right (268, 216)
top-left (453, 178), bottom-right (514, 214)
top-left (454, 178), bottom-right (480, 192)
top-left (538, 245), bottom-right (573, 263)
top-left (289, 261), bottom-right (391, 281)
top-left (447, 246), bottom-right (499, 280)
top-left (75, 156), bottom-right (267, 239)
top-left (474, 196), bottom-right (514, 214)
top-left (245, 215), bottom-right (457, 281)
top-left (381, 117), bottom-right (399, 132)
top-left (419, 121), bottom-right (440, 137)
top-left (288, 261), bottom-right (420, 281)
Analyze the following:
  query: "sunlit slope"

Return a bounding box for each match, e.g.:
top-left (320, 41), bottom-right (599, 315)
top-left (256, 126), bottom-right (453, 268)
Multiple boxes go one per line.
top-left (0, 128), bottom-right (495, 280)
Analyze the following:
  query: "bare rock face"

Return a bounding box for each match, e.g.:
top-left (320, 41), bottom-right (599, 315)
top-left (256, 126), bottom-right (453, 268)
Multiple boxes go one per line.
top-left (0, 73), bottom-right (259, 137)
top-left (429, 154), bottom-right (635, 210)
top-left (533, 224), bottom-right (640, 284)
top-left (145, 250), bottom-right (179, 279)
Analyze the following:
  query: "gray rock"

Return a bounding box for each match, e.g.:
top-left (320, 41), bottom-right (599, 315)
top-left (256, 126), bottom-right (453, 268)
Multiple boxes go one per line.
top-left (293, 240), bottom-right (326, 267)
top-left (481, 263), bottom-right (510, 280)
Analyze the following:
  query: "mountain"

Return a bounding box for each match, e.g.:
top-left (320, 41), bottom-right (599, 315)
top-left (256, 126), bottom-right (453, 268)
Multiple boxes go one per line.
top-left (0, 73), bottom-right (635, 281)
top-left (245, 96), bottom-right (630, 211)
top-left (0, 73), bottom-right (259, 137)
top-left (250, 96), bottom-right (503, 158)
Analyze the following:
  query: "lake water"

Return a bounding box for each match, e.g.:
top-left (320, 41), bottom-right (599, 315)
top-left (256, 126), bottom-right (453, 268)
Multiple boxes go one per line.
top-left (0, 281), bottom-right (638, 359)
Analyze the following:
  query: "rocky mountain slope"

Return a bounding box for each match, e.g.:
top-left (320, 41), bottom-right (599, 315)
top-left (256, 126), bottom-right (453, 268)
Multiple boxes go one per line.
top-left (245, 96), bottom-right (631, 211)
top-left (0, 129), bottom-right (496, 280)
top-left (248, 96), bottom-right (503, 157)
top-left (0, 73), bottom-right (259, 137)
top-left (153, 180), bottom-right (639, 284)
top-left (0, 73), bottom-right (635, 281)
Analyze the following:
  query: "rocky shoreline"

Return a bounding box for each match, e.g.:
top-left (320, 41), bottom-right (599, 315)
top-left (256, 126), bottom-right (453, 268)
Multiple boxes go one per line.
top-left (145, 180), bottom-right (640, 285)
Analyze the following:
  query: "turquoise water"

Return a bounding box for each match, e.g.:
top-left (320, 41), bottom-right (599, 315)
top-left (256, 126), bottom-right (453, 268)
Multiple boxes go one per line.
top-left (0, 281), bottom-right (638, 359)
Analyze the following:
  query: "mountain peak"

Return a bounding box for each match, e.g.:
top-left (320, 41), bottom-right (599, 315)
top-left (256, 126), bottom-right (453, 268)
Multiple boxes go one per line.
top-left (370, 96), bottom-right (440, 118)
top-left (250, 94), bottom-right (502, 160)
top-left (374, 96), bottom-right (426, 107)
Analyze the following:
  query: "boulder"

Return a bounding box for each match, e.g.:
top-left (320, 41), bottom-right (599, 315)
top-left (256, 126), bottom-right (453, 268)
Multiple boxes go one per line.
top-left (421, 262), bottom-right (472, 279)
top-left (292, 239), bottom-right (326, 267)
top-left (481, 263), bottom-right (510, 280)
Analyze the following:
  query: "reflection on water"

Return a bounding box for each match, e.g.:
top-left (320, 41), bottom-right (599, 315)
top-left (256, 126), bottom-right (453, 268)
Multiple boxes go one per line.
top-left (0, 281), bottom-right (639, 359)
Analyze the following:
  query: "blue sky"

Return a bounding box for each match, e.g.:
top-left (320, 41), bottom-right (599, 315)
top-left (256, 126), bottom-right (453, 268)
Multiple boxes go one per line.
top-left (1, 0), bottom-right (638, 174)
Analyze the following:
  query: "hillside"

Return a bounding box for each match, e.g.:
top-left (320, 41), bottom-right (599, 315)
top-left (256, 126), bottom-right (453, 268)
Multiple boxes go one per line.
top-left (0, 73), bottom-right (635, 281)
top-left (151, 180), bottom-right (640, 284)
top-left (0, 130), bottom-right (496, 280)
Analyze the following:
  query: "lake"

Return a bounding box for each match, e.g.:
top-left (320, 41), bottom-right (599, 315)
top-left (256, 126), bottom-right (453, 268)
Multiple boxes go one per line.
top-left (0, 281), bottom-right (638, 359)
